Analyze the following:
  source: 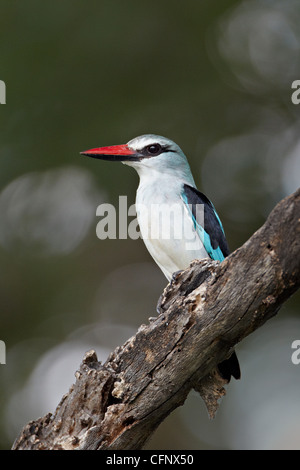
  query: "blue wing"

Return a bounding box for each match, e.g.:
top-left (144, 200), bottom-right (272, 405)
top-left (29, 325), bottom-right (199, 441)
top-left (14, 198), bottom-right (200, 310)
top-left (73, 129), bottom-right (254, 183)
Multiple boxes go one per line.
top-left (181, 184), bottom-right (230, 261)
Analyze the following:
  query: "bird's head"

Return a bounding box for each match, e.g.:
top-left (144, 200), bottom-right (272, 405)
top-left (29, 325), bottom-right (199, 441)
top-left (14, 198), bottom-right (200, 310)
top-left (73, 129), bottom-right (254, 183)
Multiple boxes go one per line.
top-left (81, 134), bottom-right (195, 183)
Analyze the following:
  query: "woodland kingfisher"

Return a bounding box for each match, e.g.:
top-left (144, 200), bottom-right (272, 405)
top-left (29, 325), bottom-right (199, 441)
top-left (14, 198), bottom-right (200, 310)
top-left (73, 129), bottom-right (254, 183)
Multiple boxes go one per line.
top-left (81, 134), bottom-right (241, 381)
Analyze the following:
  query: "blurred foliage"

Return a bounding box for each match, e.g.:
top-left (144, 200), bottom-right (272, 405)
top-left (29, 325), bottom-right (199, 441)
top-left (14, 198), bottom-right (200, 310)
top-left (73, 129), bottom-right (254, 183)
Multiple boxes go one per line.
top-left (0, 0), bottom-right (299, 450)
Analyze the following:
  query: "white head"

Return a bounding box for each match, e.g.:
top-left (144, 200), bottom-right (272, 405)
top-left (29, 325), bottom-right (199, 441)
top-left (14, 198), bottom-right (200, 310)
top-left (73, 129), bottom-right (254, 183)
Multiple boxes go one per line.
top-left (81, 134), bottom-right (195, 185)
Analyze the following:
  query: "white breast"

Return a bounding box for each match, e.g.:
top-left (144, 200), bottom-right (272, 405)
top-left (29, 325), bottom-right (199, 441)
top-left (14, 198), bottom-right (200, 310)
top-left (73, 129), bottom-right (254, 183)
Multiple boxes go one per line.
top-left (135, 179), bottom-right (208, 281)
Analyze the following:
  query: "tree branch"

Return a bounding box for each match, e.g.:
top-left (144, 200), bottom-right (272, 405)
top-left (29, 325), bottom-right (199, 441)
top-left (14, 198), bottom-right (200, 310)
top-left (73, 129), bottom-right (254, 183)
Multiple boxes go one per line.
top-left (12, 188), bottom-right (300, 450)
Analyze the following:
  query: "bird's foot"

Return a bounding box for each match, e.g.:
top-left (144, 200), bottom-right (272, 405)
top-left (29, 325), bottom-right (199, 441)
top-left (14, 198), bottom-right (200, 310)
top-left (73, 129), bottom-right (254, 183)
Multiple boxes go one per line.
top-left (156, 293), bottom-right (163, 314)
top-left (171, 270), bottom-right (183, 284)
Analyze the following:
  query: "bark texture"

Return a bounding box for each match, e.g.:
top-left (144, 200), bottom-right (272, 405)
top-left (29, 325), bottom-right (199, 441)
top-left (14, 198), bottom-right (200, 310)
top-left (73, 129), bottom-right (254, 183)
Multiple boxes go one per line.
top-left (12, 189), bottom-right (300, 450)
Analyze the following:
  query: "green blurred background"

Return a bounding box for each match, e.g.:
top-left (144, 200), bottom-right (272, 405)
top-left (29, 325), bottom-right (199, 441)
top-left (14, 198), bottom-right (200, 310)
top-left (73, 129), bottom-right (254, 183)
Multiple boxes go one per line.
top-left (0, 0), bottom-right (300, 450)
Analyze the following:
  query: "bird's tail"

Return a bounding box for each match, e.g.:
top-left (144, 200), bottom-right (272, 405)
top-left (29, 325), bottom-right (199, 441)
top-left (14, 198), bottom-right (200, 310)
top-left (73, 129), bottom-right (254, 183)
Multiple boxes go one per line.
top-left (217, 351), bottom-right (241, 382)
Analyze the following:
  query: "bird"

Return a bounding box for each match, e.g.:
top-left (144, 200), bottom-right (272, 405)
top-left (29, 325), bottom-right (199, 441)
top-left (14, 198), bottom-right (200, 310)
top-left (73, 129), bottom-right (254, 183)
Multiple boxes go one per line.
top-left (81, 134), bottom-right (240, 382)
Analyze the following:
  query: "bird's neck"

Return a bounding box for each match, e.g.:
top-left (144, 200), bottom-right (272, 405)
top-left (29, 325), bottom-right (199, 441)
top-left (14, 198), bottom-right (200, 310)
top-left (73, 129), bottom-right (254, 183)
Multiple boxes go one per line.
top-left (137, 164), bottom-right (195, 188)
top-left (135, 170), bottom-right (195, 206)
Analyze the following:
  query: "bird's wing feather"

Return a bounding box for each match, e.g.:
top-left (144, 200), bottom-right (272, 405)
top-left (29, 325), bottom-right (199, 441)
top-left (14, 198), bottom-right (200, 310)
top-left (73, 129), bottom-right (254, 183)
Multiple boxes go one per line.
top-left (181, 184), bottom-right (230, 261)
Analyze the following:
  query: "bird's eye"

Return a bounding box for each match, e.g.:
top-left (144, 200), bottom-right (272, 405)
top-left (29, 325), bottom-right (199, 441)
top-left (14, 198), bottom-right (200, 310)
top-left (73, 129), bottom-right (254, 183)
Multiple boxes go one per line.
top-left (146, 144), bottom-right (162, 155)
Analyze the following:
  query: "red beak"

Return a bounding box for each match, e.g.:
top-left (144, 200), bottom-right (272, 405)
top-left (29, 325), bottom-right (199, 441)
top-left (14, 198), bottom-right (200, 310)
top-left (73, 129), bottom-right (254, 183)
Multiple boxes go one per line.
top-left (80, 144), bottom-right (141, 161)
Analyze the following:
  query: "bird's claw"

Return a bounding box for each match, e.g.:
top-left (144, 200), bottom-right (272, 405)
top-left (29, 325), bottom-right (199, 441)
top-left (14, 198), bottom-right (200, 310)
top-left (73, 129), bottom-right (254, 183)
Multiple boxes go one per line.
top-left (156, 294), bottom-right (163, 314)
top-left (171, 270), bottom-right (183, 283)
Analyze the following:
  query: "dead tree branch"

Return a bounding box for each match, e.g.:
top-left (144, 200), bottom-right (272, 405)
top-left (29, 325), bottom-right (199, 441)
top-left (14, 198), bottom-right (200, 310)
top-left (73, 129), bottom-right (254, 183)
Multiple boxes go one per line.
top-left (12, 188), bottom-right (300, 450)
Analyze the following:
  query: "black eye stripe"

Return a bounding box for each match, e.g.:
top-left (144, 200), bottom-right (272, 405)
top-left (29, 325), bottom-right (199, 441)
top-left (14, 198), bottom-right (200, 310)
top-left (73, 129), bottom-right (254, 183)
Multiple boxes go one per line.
top-left (139, 144), bottom-right (175, 157)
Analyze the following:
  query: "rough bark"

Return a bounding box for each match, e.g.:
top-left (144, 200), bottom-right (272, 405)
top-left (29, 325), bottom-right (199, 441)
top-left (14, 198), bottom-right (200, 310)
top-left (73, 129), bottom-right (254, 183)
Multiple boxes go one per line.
top-left (12, 189), bottom-right (300, 450)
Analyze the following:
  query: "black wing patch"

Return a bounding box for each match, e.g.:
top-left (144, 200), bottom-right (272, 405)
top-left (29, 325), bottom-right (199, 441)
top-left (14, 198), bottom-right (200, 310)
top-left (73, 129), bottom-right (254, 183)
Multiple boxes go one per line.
top-left (183, 184), bottom-right (230, 259)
